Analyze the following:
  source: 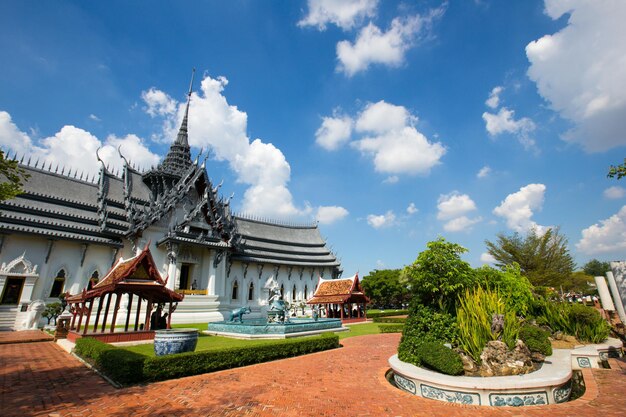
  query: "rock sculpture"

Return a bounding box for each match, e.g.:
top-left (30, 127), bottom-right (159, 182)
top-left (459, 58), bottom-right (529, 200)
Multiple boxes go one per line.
top-left (478, 340), bottom-right (534, 377)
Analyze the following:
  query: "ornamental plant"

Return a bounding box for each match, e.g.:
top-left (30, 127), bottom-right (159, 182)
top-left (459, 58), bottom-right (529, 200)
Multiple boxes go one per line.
top-left (456, 287), bottom-right (521, 363)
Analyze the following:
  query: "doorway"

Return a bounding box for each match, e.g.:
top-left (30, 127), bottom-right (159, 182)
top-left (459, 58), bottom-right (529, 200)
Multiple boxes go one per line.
top-left (1, 277), bottom-right (25, 305)
top-left (179, 264), bottom-right (191, 290)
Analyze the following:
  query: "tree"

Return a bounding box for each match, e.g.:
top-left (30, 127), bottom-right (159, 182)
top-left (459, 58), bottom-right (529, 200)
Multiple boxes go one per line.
top-left (583, 259), bottom-right (611, 277)
top-left (562, 271), bottom-right (595, 294)
top-left (485, 227), bottom-right (575, 287)
top-left (474, 263), bottom-right (534, 316)
top-left (0, 150), bottom-right (29, 201)
top-left (402, 237), bottom-right (476, 314)
top-left (608, 158), bottom-right (626, 179)
top-left (361, 269), bottom-right (407, 308)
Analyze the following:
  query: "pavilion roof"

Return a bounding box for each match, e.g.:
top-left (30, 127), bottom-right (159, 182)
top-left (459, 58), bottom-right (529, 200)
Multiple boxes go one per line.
top-left (66, 245), bottom-right (183, 304)
top-left (306, 274), bottom-right (369, 305)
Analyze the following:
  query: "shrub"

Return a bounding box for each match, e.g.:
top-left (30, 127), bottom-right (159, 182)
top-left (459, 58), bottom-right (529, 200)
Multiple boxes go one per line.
top-left (366, 310), bottom-right (408, 319)
top-left (398, 304), bottom-right (459, 366)
top-left (98, 349), bottom-right (146, 385)
top-left (474, 264), bottom-right (534, 316)
top-left (143, 333), bottom-right (339, 382)
top-left (416, 342), bottom-right (464, 376)
top-left (74, 337), bottom-right (116, 362)
top-left (456, 287), bottom-right (521, 363)
top-left (372, 317), bottom-right (406, 324)
top-left (519, 325), bottom-right (552, 356)
top-left (379, 324), bottom-right (404, 333)
top-left (539, 302), bottom-right (609, 344)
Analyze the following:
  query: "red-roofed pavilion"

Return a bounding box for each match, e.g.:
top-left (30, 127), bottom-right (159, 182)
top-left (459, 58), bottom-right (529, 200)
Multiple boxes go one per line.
top-left (65, 245), bottom-right (184, 343)
top-left (307, 274), bottom-right (369, 323)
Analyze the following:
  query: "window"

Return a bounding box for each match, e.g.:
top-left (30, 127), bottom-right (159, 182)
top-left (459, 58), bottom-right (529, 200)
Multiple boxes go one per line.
top-left (248, 282), bottom-right (254, 301)
top-left (87, 270), bottom-right (99, 290)
top-left (280, 284), bottom-right (284, 299)
top-left (292, 285), bottom-right (297, 301)
top-left (50, 269), bottom-right (66, 298)
top-left (304, 285), bottom-right (308, 300)
top-left (232, 281), bottom-right (239, 300)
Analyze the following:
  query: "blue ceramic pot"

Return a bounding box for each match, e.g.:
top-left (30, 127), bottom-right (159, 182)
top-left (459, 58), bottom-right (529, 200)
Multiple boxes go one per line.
top-left (154, 328), bottom-right (198, 356)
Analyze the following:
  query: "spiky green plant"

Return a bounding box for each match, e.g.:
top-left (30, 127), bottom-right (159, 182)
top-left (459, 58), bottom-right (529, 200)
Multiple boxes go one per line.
top-left (456, 287), bottom-right (520, 363)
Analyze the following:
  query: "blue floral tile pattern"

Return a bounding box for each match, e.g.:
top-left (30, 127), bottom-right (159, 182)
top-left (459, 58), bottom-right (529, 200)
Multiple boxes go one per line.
top-left (553, 380), bottom-right (572, 404)
top-left (490, 392), bottom-right (547, 407)
top-left (393, 374), bottom-right (416, 394)
top-left (420, 384), bottom-right (480, 405)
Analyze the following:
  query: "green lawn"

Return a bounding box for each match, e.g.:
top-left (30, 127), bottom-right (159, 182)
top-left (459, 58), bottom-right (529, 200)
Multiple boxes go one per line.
top-left (123, 321), bottom-right (399, 356)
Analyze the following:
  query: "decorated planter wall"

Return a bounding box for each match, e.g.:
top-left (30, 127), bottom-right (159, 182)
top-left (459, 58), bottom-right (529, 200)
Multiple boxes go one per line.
top-left (389, 349), bottom-right (572, 407)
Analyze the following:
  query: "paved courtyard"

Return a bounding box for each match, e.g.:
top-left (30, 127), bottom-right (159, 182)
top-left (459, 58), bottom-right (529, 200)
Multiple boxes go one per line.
top-left (1, 331), bottom-right (626, 417)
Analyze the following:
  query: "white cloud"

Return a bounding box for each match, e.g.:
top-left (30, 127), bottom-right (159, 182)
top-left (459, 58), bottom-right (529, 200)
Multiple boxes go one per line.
top-left (477, 166), bottom-right (491, 178)
top-left (351, 101), bottom-right (445, 175)
top-left (142, 87), bottom-right (177, 117)
top-left (443, 216), bottom-right (482, 232)
top-left (485, 86), bottom-right (504, 109)
top-left (298, 0), bottom-right (378, 31)
top-left (407, 202), bottom-right (418, 215)
top-left (526, 0), bottom-right (626, 152)
top-left (355, 100), bottom-right (415, 134)
top-left (437, 192), bottom-right (481, 232)
top-left (493, 183), bottom-right (546, 232)
top-left (604, 186), bottom-right (626, 200)
top-left (382, 175), bottom-right (399, 184)
top-left (482, 107), bottom-right (537, 151)
top-left (480, 252), bottom-right (497, 264)
top-left (367, 210), bottom-right (396, 228)
top-left (315, 113), bottom-right (353, 151)
top-left (336, 8), bottom-right (444, 76)
top-left (316, 206), bottom-right (349, 224)
top-left (437, 192), bottom-right (477, 220)
top-left (0, 111), bottom-right (33, 155)
top-left (88, 114), bottom-right (101, 122)
top-left (577, 206), bottom-right (626, 255)
top-left (0, 111), bottom-right (159, 177)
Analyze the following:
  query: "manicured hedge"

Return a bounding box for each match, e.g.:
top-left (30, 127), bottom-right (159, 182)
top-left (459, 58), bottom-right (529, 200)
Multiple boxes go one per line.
top-left (366, 310), bottom-right (408, 319)
top-left (519, 325), bottom-right (552, 357)
top-left (74, 338), bottom-right (147, 385)
top-left (372, 317), bottom-right (406, 324)
top-left (143, 333), bottom-right (340, 382)
top-left (416, 341), bottom-right (464, 376)
top-left (379, 324), bottom-right (404, 333)
top-left (74, 333), bottom-right (340, 385)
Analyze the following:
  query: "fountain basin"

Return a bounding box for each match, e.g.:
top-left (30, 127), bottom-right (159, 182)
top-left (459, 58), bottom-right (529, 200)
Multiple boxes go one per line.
top-left (389, 349), bottom-right (573, 406)
top-left (206, 318), bottom-right (346, 339)
top-left (154, 328), bottom-right (199, 356)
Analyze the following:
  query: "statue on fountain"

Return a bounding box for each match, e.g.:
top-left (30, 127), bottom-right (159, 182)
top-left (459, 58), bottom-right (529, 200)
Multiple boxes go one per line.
top-left (267, 287), bottom-right (289, 323)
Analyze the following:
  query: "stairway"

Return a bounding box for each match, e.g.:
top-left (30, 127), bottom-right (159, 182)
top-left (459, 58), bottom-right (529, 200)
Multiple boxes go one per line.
top-left (0, 306), bottom-right (17, 331)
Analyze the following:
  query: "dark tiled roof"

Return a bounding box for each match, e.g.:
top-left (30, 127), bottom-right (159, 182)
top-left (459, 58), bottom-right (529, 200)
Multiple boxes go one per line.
top-left (232, 217), bottom-right (340, 267)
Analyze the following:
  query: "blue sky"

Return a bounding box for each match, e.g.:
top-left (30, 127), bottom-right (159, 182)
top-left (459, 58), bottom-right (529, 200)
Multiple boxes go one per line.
top-left (1, 0), bottom-right (625, 277)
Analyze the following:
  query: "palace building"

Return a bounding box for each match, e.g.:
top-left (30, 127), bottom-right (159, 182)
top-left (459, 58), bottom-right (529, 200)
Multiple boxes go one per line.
top-left (0, 79), bottom-right (341, 330)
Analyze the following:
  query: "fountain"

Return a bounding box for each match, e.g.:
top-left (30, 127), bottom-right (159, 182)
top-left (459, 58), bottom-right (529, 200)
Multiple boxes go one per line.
top-left (206, 281), bottom-right (346, 339)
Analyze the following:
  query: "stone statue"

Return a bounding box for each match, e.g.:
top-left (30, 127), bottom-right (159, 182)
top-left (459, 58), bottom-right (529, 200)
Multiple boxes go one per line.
top-left (267, 287), bottom-right (288, 323)
top-left (229, 306), bottom-right (251, 323)
top-left (21, 300), bottom-right (46, 330)
top-left (491, 313), bottom-right (505, 339)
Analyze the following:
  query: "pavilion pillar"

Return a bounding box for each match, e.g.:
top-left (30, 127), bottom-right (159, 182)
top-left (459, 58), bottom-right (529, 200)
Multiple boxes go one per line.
top-left (125, 294), bottom-right (133, 332)
top-left (340, 303), bottom-right (344, 320)
top-left (82, 299), bottom-right (94, 335)
top-left (70, 304), bottom-right (77, 329)
top-left (144, 300), bottom-right (153, 331)
top-left (167, 301), bottom-right (173, 329)
top-left (76, 302), bottom-right (85, 332)
top-left (93, 296), bottom-right (104, 332)
top-left (110, 292), bottom-right (121, 333)
top-left (101, 293), bottom-right (112, 332)
top-left (134, 297), bottom-right (142, 331)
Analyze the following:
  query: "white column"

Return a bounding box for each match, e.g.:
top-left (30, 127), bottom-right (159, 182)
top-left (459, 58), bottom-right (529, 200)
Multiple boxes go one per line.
top-left (167, 261), bottom-right (177, 291)
top-left (606, 270), bottom-right (626, 324)
top-left (594, 276), bottom-right (615, 311)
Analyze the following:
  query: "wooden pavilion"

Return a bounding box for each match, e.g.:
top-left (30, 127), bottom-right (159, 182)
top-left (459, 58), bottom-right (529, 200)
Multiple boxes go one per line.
top-left (65, 245), bottom-right (184, 343)
top-left (306, 274), bottom-right (369, 323)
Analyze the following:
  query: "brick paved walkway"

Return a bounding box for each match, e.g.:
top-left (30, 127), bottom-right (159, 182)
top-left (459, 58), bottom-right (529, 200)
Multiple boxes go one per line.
top-left (0, 330), bottom-right (53, 344)
top-left (1, 333), bottom-right (626, 417)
